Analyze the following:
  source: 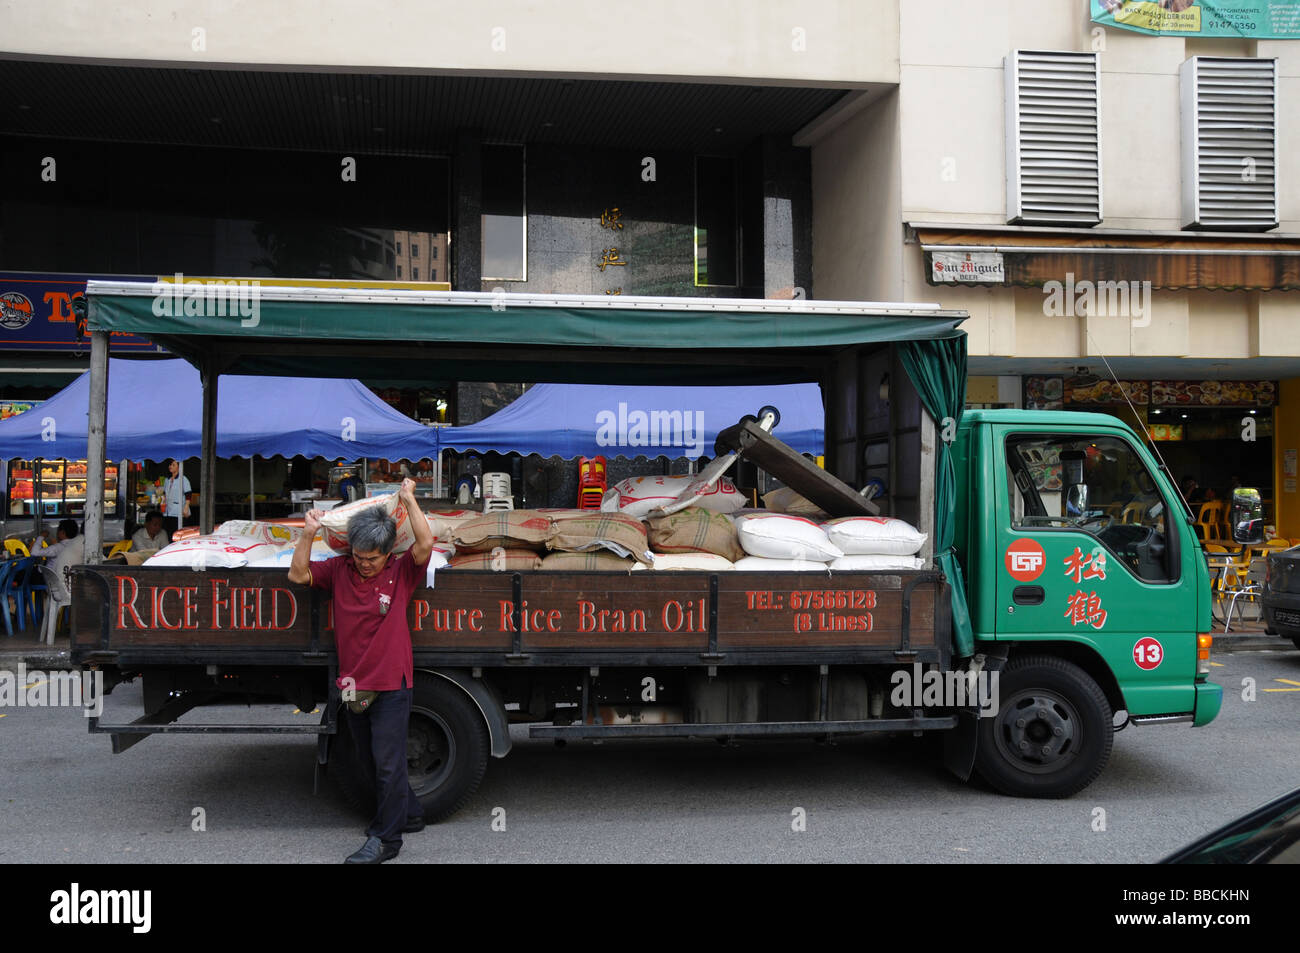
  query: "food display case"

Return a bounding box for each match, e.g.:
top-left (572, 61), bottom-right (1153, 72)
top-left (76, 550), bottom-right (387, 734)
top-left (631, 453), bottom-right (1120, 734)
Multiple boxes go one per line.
top-left (8, 459), bottom-right (120, 518)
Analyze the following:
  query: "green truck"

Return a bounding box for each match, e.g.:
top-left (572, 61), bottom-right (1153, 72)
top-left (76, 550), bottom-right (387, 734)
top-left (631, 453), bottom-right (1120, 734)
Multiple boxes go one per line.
top-left (69, 282), bottom-right (1221, 819)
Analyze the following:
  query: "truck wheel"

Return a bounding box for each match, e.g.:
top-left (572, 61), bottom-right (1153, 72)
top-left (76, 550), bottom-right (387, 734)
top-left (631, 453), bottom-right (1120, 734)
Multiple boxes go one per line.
top-left (1290, 635), bottom-right (1300, 652)
top-left (974, 655), bottom-right (1112, 798)
top-left (330, 674), bottom-right (490, 823)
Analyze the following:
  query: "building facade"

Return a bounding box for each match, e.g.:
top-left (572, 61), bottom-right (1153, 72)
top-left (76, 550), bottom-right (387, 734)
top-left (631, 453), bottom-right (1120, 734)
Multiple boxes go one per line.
top-left (1, 1), bottom-right (1297, 532)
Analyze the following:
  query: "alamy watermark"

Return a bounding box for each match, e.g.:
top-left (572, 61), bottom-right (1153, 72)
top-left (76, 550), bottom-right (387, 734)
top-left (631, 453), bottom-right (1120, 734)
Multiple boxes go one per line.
top-left (0, 664), bottom-right (104, 717)
top-left (1043, 273), bottom-right (1151, 328)
top-left (595, 403), bottom-right (706, 457)
top-left (151, 273), bottom-right (261, 328)
top-left (890, 662), bottom-right (999, 717)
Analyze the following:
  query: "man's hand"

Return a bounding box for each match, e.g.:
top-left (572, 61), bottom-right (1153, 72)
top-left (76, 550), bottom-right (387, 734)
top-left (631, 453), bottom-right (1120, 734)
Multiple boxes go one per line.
top-left (288, 509), bottom-right (325, 585)
top-left (401, 478), bottom-right (434, 568)
top-left (304, 508), bottom-right (324, 536)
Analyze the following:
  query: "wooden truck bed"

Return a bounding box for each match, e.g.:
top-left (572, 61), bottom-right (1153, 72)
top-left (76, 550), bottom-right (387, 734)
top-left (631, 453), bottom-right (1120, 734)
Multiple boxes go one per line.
top-left (70, 565), bottom-right (952, 669)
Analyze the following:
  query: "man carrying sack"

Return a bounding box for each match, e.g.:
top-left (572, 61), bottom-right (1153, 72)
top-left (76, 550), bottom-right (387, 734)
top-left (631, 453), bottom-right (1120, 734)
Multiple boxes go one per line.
top-left (288, 478), bottom-right (434, 864)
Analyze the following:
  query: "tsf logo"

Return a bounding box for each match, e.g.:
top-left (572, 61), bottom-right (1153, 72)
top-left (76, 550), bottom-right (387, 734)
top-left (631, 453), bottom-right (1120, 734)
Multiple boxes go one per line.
top-left (1005, 539), bottom-right (1046, 582)
top-left (0, 291), bottom-right (34, 330)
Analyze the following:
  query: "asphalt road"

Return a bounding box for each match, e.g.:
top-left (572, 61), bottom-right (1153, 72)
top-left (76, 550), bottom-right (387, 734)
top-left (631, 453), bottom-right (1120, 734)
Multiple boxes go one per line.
top-left (1, 647), bottom-right (1297, 864)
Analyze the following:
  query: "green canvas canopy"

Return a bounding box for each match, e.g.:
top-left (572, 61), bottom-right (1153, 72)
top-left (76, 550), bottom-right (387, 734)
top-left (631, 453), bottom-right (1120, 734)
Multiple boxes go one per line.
top-left (85, 281), bottom-right (974, 655)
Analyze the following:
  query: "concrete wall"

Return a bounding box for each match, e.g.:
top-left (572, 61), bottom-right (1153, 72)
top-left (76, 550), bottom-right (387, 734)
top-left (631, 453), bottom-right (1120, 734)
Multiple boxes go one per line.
top-left (0, 0), bottom-right (899, 85)
top-left (810, 90), bottom-right (903, 301)
top-left (1275, 379), bottom-right (1300, 541)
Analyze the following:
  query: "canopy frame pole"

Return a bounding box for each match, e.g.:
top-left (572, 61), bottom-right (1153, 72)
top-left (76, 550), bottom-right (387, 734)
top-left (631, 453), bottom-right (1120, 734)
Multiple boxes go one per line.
top-left (84, 331), bottom-right (110, 565)
top-left (199, 357), bottom-right (219, 535)
top-left (249, 457), bottom-right (255, 521)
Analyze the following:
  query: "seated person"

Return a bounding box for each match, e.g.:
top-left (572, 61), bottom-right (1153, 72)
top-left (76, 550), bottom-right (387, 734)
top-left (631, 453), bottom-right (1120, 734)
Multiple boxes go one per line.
top-left (39, 519), bottom-right (86, 595)
top-left (132, 510), bottom-right (170, 552)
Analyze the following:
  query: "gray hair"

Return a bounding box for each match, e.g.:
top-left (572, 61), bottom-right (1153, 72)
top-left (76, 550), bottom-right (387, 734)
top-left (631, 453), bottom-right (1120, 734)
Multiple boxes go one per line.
top-left (347, 507), bottom-right (397, 555)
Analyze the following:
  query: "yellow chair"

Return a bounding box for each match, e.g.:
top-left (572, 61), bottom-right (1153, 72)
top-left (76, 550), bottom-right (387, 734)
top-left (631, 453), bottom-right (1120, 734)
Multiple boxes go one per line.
top-left (1121, 502), bottom-right (1148, 524)
top-left (1196, 501), bottom-right (1226, 543)
top-left (107, 540), bottom-right (133, 559)
top-left (4, 539), bottom-right (30, 557)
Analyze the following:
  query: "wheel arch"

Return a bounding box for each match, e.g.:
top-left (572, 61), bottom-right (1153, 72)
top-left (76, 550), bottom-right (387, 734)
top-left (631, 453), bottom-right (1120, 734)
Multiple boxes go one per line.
top-left (416, 667), bottom-right (512, 758)
top-left (1003, 640), bottom-right (1126, 716)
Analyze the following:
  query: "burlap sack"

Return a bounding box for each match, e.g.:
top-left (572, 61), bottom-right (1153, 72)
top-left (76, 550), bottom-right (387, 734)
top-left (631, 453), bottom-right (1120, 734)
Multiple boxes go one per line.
top-left (451, 511), bottom-right (556, 553)
top-left (546, 510), bottom-right (652, 564)
top-left (448, 549), bottom-right (543, 571)
top-left (646, 506), bottom-right (744, 562)
top-left (540, 551), bottom-right (635, 571)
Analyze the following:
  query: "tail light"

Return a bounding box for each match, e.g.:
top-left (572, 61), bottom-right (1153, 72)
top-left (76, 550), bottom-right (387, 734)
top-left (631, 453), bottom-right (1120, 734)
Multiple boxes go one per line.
top-left (1197, 633), bottom-right (1212, 676)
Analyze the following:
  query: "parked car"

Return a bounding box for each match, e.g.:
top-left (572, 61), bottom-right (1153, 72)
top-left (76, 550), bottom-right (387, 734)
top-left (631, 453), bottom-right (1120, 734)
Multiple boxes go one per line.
top-left (1162, 787), bottom-right (1300, 863)
top-left (1263, 544), bottom-right (1300, 650)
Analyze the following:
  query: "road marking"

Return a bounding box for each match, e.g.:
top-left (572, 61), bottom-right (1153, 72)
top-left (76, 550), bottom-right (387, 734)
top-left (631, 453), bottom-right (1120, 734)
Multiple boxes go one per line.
top-left (1263, 678), bottom-right (1300, 693)
top-left (1209, 662), bottom-right (1224, 667)
top-left (0, 713), bottom-right (7, 718)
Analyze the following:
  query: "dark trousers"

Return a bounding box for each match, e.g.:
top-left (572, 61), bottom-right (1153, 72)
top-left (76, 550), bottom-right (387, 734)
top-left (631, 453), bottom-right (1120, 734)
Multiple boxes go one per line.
top-left (344, 683), bottom-right (423, 848)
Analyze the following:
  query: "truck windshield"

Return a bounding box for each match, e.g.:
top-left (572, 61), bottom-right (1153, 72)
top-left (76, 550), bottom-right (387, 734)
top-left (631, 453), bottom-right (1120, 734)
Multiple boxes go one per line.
top-left (1006, 434), bottom-right (1174, 584)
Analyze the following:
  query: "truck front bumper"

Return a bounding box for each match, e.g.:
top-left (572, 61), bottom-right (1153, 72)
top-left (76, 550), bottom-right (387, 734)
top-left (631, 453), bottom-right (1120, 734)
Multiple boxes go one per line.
top-left (1192, 680), bottom-right (1223, 727)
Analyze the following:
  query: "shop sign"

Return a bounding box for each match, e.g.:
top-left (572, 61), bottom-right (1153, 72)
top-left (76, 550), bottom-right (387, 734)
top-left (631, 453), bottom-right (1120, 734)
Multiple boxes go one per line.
top-left (1150, 380), bottom-right (1276, 407)
top-left (0, 272), bottom-right (159, 352)
top-left (931, 251), bottom-right (1005, 284)
top-left (1091, 0), bottom-right (1300, 39)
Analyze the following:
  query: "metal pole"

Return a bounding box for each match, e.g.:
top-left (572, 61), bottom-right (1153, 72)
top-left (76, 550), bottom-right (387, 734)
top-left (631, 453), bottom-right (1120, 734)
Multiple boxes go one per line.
top-left (250, 457), bottom-right (255, 520)
top-left (84, 331), bottom-right (110, 564)
top-left (200, 358), bottom-right (219, 535)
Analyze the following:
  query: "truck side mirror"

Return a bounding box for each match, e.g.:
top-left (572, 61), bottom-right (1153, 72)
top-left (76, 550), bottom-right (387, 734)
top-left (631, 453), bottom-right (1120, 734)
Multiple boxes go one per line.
top-left (1230, 487), bottom-right (1264, 545)
top-left (1066, 483), bottom-right (1088, 518)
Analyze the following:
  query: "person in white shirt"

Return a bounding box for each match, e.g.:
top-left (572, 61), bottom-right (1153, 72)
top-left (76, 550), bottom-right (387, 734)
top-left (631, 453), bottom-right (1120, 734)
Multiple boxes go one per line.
top-left (38, 519), bottom-right (86, 600)
top-left (131, 510), bottom-right (170, 553)
top-left (162, 458), bottom-right (193, 535)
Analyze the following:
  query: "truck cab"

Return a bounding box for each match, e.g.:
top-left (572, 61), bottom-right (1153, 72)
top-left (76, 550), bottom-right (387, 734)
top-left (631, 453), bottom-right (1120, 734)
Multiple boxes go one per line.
top-left (952, 409), bottom-right (1220, 794)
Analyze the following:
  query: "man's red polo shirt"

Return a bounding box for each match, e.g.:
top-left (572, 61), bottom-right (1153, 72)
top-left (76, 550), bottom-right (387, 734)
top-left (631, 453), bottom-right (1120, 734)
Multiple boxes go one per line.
top-left (311, 549), bottom-right (429, 691)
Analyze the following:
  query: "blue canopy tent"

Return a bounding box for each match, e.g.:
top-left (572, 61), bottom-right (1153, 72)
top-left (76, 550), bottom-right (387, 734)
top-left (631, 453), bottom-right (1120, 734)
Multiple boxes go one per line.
top-left (0, 358), bottom-right (438, 461)
top-left (436, 383), bottom-right (824, 460)
top-left (0, 359), bottom-right (438, 526)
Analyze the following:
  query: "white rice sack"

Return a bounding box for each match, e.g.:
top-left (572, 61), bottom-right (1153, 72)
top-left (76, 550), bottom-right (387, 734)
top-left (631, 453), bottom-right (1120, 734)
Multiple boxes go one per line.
top-left (145, 534), bottom-right (282, 569)
top-left (733, 513), bottom-right (843, 562)
top-left (218, 519), bottom-right (302, 545)
top-left (830, 554), bottom-right (926, 571)
top-left (630, 553), bottom-right (735, 571)
top-left (244, 540), bottom-right (339, 568)
top-left (823, 517), bottom-right (927, 556)
top-left (320, 492), bottom-right (417, 554)
top-left (733, 556), bottom-right (833, 573)
top-left (601, 475), bottom-right (745, 519)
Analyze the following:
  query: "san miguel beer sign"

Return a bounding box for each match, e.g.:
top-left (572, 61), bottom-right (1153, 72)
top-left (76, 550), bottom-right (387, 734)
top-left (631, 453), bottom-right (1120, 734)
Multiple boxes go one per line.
top-left (77, 569), bottom-right (942, 653)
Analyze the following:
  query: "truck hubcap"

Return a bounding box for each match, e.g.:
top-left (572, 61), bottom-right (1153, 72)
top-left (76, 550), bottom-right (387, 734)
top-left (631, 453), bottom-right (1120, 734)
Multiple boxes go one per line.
top-left (994, 690), bottom-right (1079, 773)
top-left (407, 708), bottom-right (455, 794)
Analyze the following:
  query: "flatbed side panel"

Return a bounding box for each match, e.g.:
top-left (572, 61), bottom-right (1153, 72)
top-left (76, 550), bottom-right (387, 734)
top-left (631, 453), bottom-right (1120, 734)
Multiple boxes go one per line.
top-left (73, 567), bottom-right (949, 659)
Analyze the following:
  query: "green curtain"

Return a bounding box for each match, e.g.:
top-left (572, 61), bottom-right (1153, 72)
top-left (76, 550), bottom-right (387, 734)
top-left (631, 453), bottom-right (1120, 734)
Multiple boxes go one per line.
top-left (900, 336), bottom-right (974, 658)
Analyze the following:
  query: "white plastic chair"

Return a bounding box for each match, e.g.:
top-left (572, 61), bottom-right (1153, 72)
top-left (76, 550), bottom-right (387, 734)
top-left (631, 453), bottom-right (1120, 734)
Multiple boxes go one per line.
top-left (37, 564), bottom-right (69, 646)
top-left (482, 472), bottom-right (513, 512)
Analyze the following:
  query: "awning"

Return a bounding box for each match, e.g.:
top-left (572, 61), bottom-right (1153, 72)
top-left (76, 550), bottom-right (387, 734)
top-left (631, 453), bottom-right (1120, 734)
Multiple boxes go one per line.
top-left (0, 358), bottom-right (436, 462)
top-left (86, 283), bottom-right (968, 385)
top-left (438, 382), bottom-right (824, 459)
top-left (912, 223), bottom-right (1300, 291)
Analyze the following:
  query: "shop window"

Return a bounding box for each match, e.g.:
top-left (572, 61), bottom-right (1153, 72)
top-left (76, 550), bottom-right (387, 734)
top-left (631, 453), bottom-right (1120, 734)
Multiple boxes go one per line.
top-left (695, 155), bottom-right (739, 287)
top-left (1005, 50), bottom-right (1101, 226)
top-left (1180, 57), bottom-right (1278, 230)
top-left (482, 144), bottom-right (526, 280)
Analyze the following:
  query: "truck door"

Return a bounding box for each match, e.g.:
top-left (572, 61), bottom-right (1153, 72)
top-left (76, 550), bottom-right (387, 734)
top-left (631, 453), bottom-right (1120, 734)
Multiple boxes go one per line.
top-left (993, 429), bottom-right (1198, 717)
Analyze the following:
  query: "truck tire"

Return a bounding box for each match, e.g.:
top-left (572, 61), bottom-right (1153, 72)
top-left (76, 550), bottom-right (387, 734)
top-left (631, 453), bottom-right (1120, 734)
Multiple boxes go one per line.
top-left (330, 674), bottom-right (490, 823)
top-left (973, 654), bottom-right (1112, 798)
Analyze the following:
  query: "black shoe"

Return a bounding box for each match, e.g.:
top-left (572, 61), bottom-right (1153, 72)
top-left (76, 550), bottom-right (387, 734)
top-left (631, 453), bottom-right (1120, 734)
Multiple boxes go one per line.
top-left (344, 835), bottom-right (399, 864)
top-left (403, 815), bottom-right (426, 834)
